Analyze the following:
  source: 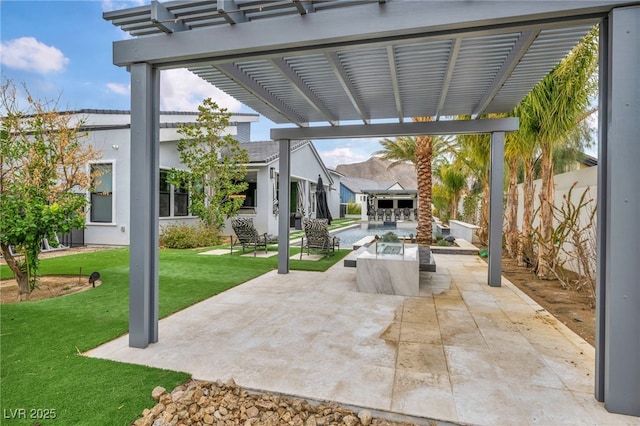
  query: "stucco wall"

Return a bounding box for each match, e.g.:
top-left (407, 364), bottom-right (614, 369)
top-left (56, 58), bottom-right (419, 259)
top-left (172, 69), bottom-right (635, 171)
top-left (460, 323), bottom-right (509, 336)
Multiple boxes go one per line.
top-left (516, 166), bottom-right (598, 274)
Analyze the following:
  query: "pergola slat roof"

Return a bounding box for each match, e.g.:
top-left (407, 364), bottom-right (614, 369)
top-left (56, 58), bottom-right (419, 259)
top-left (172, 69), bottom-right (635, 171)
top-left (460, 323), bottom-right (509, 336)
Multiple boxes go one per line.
top-left (103, 1), bottom-right (605, 126)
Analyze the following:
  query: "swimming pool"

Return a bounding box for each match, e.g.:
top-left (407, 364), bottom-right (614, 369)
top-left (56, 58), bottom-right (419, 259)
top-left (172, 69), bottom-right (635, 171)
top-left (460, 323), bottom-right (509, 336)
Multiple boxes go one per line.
top-left (333, 223), bottom-right (417, 248)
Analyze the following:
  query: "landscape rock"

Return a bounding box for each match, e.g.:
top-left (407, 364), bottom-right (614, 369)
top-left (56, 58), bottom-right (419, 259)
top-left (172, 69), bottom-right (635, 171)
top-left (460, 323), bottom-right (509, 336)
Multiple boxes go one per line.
top-left (358, 409), bottom-right (373, 425)
top-left (134, 379), bottom-right (420, 426)
top-left (151, 386), bottom-right (167, 401)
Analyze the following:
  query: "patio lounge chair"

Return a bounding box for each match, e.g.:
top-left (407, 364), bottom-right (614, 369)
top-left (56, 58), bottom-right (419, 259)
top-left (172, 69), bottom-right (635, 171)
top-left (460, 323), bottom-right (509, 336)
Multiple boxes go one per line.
top-left (300, 218), bottom-right (340, 258)
top-left (230, 217), bottom-right (277, 256)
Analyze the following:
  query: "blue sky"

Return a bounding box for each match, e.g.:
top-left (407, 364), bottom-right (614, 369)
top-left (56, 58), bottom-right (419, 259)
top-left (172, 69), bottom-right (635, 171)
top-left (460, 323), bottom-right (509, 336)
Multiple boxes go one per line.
top-left (0, 0), bottom-right (382, 168)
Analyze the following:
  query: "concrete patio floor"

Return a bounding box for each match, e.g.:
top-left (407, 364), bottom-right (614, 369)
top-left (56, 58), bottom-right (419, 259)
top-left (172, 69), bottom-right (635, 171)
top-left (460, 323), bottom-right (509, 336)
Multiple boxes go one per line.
top-left (87, 254), bottom-right (640, 425)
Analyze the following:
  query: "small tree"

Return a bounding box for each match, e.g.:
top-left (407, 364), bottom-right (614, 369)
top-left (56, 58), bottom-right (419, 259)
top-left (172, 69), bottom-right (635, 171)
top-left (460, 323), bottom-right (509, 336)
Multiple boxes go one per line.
top-left (169, 99), bottom-right (249, 231)
top-left (0, 81), bottom-right (101, 294)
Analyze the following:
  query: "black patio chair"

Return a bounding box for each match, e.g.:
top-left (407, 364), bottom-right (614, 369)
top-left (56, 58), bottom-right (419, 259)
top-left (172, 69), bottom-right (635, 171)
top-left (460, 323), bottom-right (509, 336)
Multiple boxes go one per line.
top-left (300, 218), bottom-right (340, 258)
top-left (230, 217), bottom-right (277, 256)
top-left (403, 207), bottom-right (411, 220)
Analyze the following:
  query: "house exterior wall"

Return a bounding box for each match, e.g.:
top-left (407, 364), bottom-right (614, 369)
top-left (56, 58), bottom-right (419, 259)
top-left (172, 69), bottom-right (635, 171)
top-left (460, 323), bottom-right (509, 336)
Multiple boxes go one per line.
top-left (340, 184), bottom-right (356, 203)
top-left (79, 112), bottom-right (332, 245)
top-left (222, 143), bottom-right (335, 237)
top-left (80, 111), bottom-right (258, 246)
top-left (84, 127), bottom-right (131, 246)
top-left (235, 122), bottom-right (251, 143)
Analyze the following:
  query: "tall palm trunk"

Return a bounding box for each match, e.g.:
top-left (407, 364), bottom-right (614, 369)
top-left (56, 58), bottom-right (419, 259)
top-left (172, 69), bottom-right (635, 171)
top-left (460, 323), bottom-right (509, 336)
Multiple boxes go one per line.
top-left (415, 134), bottom-right (433, 245)
top-left (537, 144), bottom-right (555, 278)
top-left (505, 156), bottom-right (520, 258)
top-left (519, 158), bottom-right (536, 267)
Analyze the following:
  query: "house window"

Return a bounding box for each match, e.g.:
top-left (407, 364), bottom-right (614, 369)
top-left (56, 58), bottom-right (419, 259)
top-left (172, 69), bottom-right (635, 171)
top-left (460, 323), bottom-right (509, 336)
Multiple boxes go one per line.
top-left (90, 163), bottom-right (113, 223)
top-left (159, 170), bottom-right (171, 217)
top-left (160, 169), bottom-right (189, 217)
top-left (378, 199), bottom-right (393, 209)
top-left (240, 182), bottom-right (257, 208)
top-left (174, 182), bottom-right (189, 216)
top-left (398, 199), bottom-right (414, 208)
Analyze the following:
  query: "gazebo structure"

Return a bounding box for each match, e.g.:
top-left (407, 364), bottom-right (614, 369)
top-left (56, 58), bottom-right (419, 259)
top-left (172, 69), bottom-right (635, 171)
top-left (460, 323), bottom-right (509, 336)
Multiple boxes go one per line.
top-left (104, 1), bottom-right (639, 416)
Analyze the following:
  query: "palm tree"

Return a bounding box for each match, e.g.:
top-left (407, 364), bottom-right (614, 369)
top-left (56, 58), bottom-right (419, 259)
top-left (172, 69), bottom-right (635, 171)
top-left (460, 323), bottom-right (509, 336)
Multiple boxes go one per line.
top-left (517, 27), bottom-right (598, 278)
top-left (436, 162), bottom-right (468, 220)
top-left (504, 131), bottom-right (523, 259)
top-left (374, 117), bottom-right (453, 245)
top-left (455, 132), bottom-right (491, 244)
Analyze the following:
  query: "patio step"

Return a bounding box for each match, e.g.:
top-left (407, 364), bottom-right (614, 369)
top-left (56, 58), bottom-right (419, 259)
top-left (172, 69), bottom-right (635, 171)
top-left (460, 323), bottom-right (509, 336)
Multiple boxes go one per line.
top-left (418, 246), bottom-right (436, 272)
top-left (343, 245), bottom-right (368, 267)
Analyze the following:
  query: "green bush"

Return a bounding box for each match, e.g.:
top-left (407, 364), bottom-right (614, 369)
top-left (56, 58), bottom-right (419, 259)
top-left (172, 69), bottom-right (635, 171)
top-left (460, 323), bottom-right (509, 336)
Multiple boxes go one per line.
top-left (380, 231), bottom-right (399, 243)
top-left (346, 202), bottom-right (361, 215)
top-left (160, 223), bottom-right (221, 249)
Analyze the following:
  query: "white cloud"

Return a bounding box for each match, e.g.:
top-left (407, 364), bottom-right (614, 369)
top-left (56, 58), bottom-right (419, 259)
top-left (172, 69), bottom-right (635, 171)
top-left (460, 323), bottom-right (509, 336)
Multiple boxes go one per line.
top-left (160, 69), bottom-right (242, 112)
top-left (0, 37), bottom-right (69, 74)
top-left (318, 147), bottom-right (370, 169)
top-left (101, 0), bottom-right (146, 12)
top-left (106, 82), bottom-right (130, 95)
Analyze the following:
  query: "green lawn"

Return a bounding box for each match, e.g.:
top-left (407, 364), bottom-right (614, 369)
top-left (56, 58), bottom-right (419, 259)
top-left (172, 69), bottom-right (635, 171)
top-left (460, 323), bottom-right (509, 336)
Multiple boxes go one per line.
top-left (0, 245), bottom-right (348, 425)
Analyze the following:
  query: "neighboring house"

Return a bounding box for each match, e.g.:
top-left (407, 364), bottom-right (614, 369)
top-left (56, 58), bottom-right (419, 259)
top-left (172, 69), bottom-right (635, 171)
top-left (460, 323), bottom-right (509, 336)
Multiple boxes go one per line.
top-left (340, 177), bottom-right (396, 205)
top-left (75, 110), bottom-right (335, 246)
top-left (339, 176), bottom-right (418, 221)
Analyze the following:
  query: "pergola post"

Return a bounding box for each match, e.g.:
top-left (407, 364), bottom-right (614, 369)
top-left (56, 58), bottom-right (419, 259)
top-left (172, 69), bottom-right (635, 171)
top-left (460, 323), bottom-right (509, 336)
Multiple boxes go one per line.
top-left (277, 139), bottom-right (291, 274)
top-left (599, 5), bottom-right (640, 416)
top-left (594, 14), bottom-right (609, 403)
top-left (488, 131), bottom-right (504, 287)
top-left (128, 63), bottom-right (160, 348)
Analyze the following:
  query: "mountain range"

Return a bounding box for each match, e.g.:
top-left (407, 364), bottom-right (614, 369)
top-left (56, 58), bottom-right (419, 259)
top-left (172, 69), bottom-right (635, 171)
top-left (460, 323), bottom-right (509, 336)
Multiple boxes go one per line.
top-left (335, 157), bottom-right (417, 189)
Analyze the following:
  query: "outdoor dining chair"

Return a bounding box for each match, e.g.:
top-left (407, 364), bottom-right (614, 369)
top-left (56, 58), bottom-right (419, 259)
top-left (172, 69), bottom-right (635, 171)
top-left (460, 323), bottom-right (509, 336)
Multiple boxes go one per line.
top-left (300, 218), bottom-right (340, 258)
top-left (230, 217), bottom-right (277, 256)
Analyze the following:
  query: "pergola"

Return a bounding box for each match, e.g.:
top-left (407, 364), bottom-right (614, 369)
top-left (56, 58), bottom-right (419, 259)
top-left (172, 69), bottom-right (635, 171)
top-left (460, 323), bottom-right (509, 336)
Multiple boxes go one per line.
top-left (104, 0), bottom-right (639, 416)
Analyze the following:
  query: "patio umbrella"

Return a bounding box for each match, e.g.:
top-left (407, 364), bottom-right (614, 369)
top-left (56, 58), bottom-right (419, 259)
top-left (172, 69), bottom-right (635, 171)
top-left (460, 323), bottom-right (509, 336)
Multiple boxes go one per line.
top-left (315, 175), bottom-right (332, 225)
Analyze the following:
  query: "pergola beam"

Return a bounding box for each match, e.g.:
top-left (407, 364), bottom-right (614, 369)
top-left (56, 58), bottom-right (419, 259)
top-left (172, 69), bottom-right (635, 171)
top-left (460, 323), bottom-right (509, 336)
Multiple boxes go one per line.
top-left (472, 30), bottom-right (539, 117)
top-left (150, 0), bottom-right (188, 34)
top-left (269, 58), bottom-right (338, 125)
top-left (292, 0), bottom-right (314, 15)
top-left (325, 52), bottom-right (370, 124)
top-left (271, 117), bottom-right (519, 140)
top-left (112, 1), bottom-right (615, 66)
top-left (386, 45), bottom-right (404, 122)
top-left (217, 0), bottom-right (247, 24)
top-left (216, 63), bottom-right (308, 126)
top-left (435, 37), bottom-right (461, 120)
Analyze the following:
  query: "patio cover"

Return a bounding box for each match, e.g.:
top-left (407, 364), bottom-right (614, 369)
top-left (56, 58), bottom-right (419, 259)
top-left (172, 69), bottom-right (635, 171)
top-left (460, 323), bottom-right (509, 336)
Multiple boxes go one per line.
top-left (105, 0), bottom-right (639, 416)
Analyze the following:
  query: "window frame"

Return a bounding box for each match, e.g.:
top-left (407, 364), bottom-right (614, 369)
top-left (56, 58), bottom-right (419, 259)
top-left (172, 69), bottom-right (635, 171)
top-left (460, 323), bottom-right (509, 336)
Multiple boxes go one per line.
top-left (159, 167), bottom-right (191, 218)
top-left (88, 161), bottom-right (116, 225)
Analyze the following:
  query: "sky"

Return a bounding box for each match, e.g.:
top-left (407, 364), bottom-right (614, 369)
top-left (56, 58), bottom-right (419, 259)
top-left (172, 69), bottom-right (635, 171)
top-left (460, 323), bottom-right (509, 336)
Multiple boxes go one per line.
top-left (0, 0), bottom-right (382, 168)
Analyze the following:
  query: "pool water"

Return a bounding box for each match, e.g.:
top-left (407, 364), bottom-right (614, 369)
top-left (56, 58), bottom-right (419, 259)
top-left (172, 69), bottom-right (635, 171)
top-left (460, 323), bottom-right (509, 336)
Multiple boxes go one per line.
top-left (333, 223), bottom-right (417, 248)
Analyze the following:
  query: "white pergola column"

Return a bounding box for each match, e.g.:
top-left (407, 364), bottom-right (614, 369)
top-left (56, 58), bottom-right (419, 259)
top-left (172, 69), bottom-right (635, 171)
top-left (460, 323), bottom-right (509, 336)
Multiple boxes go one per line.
top-left (128, 63), bottom-right (160, 348)
top-left (277, 139), bottom-right (291, 274)
top-left (488, 131), bottom-right (505, 287)
top-left (597, 5), bottom-right (640, 416)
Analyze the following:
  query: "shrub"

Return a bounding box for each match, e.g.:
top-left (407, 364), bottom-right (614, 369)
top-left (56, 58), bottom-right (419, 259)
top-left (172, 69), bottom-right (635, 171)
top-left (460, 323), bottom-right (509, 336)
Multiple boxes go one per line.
top-left (160, 223), bottom-right (221, 249)
top-left (346, 202), bottom-right (361, 215)
top-left (380, 231), bottom-right (399, 243)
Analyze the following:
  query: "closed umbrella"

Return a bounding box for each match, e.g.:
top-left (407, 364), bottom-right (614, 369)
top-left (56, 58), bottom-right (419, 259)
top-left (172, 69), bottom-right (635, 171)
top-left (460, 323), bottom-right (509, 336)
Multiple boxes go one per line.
top-left (315, 175), bottom-right (332, 225)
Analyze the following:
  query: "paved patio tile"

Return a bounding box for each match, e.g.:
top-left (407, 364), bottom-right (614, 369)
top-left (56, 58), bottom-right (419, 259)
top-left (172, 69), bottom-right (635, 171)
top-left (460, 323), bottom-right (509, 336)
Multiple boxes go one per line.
top-left (86, 254), bottom-right (640, 426)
